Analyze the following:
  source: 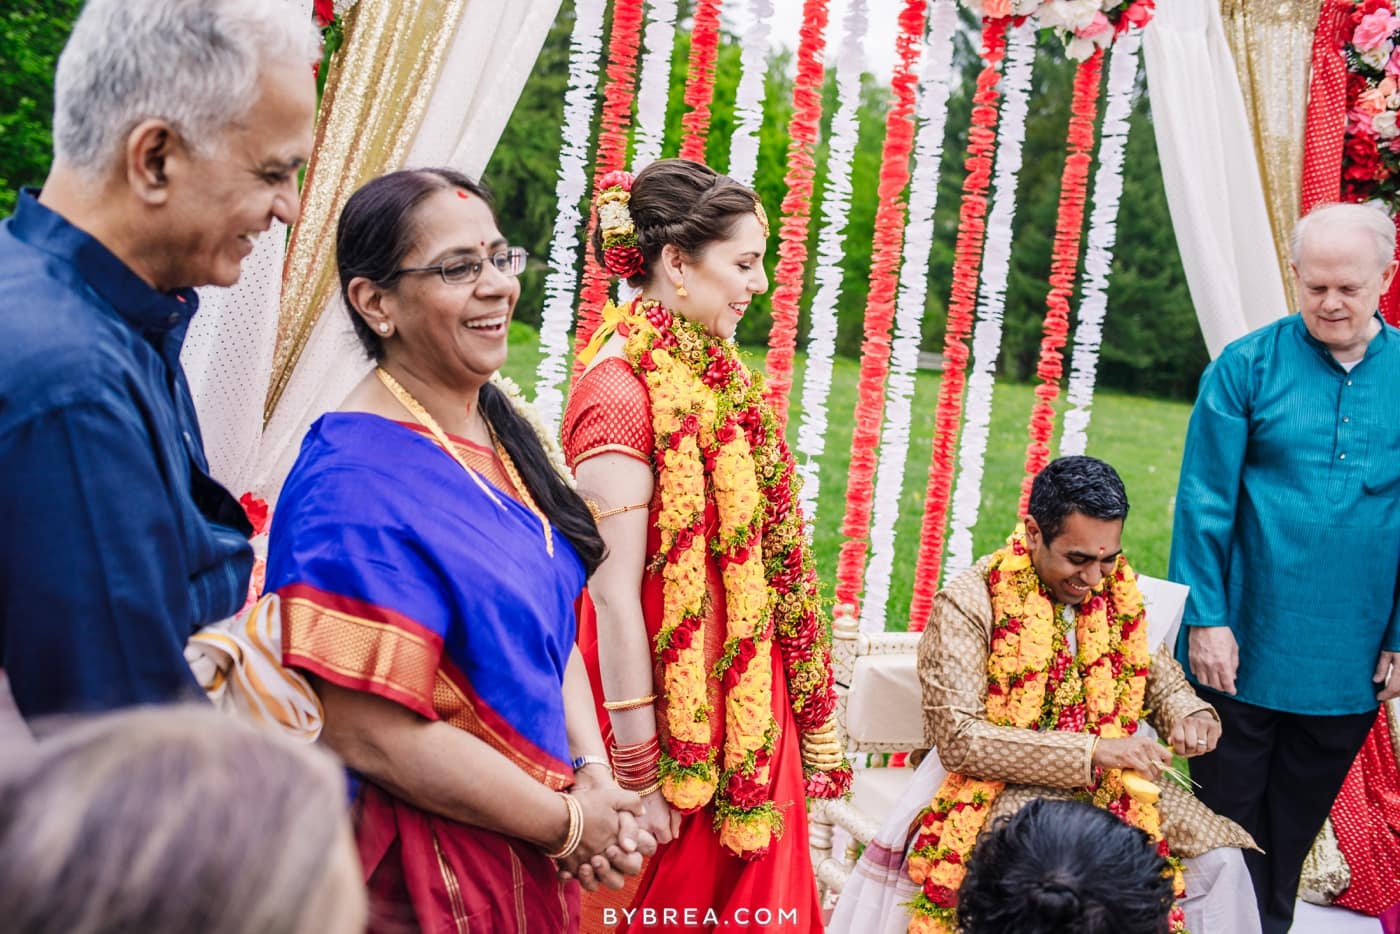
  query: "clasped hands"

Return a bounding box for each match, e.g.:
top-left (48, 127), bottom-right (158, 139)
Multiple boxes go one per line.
top-left (554, 765), bottom-right (660, 891)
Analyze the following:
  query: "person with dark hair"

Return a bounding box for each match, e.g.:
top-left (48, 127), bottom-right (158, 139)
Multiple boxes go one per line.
top-left (830, 455), bottom-right (1258, 934)
top-left (559, 159), bottom-right (849, 932)
top-left (265, 168), bottom-right (653, 933)
top-left (957, 799), bottom-right (1174, 934)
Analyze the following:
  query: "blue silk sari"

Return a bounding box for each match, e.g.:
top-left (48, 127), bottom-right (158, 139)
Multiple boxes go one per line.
top-left (267, 412), bottom-right (586, 932)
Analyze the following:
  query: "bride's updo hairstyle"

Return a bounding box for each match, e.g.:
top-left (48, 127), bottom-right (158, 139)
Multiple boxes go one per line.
top-left (956, 799), bottom-right (1173, 934)
top-left (592, 158), bottom-right (762, 290)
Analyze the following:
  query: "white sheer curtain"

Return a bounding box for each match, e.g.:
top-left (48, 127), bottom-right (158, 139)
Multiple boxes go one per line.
top-left (184, 0), bottom-right (562, 502)
top-left (1141, 0), bottom-right (1288, 358)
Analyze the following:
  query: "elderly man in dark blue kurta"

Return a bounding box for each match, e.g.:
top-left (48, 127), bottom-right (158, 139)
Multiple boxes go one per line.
top-left (1169, 201), bottom-right (1400, 934)
top-left (0, 0), bottom-right (317, 722)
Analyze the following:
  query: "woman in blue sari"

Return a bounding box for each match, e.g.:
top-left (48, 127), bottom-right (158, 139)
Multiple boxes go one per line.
top-left (266, 169), bottom-right (652, 933)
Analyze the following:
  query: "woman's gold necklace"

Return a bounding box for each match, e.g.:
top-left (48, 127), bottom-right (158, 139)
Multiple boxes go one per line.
top-left (376, 367), bottom-right (553, 557)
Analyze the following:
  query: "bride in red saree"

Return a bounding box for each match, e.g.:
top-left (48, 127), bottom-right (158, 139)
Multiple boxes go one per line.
top-left (561, 159), bottom-right (851, 932)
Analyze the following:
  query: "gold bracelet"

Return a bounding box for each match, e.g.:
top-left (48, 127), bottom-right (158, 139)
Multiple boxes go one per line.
top-left (587, 500), bottom-right (650, 522)
top-left (542, 792), bottom-right (584, 861)
top-left (623, 778), bottom-right (662, 796)
top-left (603, 694), bottom-right (657, 712)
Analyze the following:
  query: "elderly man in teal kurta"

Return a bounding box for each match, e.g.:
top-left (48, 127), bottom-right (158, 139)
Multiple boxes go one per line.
top-left (1169, 202), bottom-right (1400, 934)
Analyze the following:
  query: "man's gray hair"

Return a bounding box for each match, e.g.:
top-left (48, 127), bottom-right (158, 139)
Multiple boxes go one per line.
top-left (52, 0), bottom-right (320, 175)
top-left (1291, 201), bottom-right (1398, 270)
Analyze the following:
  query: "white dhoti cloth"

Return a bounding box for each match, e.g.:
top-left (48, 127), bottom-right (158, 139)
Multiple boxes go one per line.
top-left (828, 752), bottom-right (1262, 934)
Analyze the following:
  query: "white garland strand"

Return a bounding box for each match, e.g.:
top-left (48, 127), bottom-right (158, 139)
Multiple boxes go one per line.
top-left (793, 0), bottom-right (868, 526)
top-left (533, 0), bottom-right (608, 429)
top-left (632, 0), bottom-right (679, 170)
top-left (1060, 31), bottom-right (1141, 456)
top-left (858, 0), bottom-right (960, 633)
top-left (727, 0), bottom-right (773, 187)
top-left (943, 19), bottom-right (1038, 581)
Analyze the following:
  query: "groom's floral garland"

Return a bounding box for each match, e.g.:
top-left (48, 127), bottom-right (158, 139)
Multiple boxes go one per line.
top-left (617, 299), bottom-right (851, 860)
top-left (905, 531), bottom-right (1186, 933)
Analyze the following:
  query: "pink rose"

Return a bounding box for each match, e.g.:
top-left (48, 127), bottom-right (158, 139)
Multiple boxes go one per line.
top-left (1360, 86), bottom-right (1392, 115)
top-left (1353, 8), bottom-right (1400, 50)
top-left (1388, 44), bottom-right (1400, 76)
top-left (598, 170), bottom-right (634, 192)
top-left (1075, 12), bottom-right (1112, 40)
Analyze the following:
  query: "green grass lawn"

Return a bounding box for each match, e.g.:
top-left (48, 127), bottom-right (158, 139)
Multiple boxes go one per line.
top-left (502, 321), bottom-right (1189, 631)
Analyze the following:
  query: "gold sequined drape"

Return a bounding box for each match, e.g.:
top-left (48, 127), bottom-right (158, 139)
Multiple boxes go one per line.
top-left (1218, 0), bottom-right (1321, 314)
top-left (264, 0), bottom-right (472, 424)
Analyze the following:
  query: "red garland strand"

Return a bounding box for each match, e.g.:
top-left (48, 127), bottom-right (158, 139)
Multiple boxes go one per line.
top-left (572, 0), bottom-right (646, 371)
top-left (906, 19), bottom-right (1011, 631)
top-left (1017, 50), bottom-right (1105, 516)
top-left (761, 0), bottom-right (831, 426)
top-left (678, 0), bottom-right (724, 163)
top-left (832, 0), bottom-right (930, 615)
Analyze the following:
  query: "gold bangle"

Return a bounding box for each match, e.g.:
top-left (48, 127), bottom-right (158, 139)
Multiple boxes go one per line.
top-left (587, 500), bottom-right (650, 522)
top-left (622, 778), bottom-right (662, 796)
top-left (542, 792), bottom-right (584, 861)
top-left (603, 694), bottom-right (657, 712)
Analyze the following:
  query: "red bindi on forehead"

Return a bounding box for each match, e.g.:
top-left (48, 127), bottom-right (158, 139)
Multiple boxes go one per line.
top-left (455, 189), bottom-right (471, 200)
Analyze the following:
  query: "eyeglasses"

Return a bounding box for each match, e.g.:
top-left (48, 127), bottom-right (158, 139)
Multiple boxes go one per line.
top-left (392, 247), bottom-right (529, 285)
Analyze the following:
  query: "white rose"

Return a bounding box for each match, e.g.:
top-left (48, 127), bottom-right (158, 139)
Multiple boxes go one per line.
top-left (1361, 41), bottom-right (1394, 71)
top-left (1373, 109), bottom-right (1400, 139)
top-left (1063, 34), bottom-right (1099, 61)
top-left (1012, 0), bottom-right (1041, 14)
top-left (599, 201), bottom-right (631, 231)
top-left (1038, 0), bottom-right (1100, 31)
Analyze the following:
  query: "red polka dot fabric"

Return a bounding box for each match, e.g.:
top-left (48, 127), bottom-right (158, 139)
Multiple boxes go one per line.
top-left (1332, 704), bottom-right (1400, 916)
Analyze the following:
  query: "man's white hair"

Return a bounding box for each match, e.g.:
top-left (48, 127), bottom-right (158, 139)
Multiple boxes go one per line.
top-left (1291, 201), bottom-right (1397, 270)
top-left (52, 0), bottom-right (320, 176)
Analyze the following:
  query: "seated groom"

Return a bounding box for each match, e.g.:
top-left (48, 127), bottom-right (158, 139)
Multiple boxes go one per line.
top-left (0, 0), bottom-right (317, 721)
top-left (829, 456), bottom-right (1259, 934)
top-left (916, 455), bottom-right (1259, 932)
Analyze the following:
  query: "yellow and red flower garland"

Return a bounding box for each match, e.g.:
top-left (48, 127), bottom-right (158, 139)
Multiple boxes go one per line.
top-left (905, 531), bottom-right (1186, 933)
top-left (618, 299), bottom-right (851, 859)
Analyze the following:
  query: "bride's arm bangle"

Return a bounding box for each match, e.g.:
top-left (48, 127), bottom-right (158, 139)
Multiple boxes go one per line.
top-left (603, 694), bottom-right (657, 712)
top-left (588, 500), bottom-right (649, 521)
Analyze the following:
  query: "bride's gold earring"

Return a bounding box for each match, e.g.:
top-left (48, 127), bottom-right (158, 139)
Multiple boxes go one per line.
top-left (675, 278), bottom-right (688, 299)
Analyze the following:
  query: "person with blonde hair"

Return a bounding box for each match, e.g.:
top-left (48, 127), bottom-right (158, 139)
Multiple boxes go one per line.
top-left (0, 705), bottom-right (366, 934)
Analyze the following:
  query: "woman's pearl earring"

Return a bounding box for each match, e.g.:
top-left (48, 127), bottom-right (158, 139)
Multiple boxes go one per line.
top-left (377, 322), bottom-right (391, 335)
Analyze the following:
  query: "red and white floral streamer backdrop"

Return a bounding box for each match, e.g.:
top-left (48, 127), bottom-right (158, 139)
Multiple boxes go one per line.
top-left (860, 0), bottom-right (961, 630)
top-left (1017, 49), bottom-right (1105, 515)
top-left (533, 0), bottom-right (607, 427)
top-left (572, 0), bottom-right (645, 363)
top-left (794, 0), bottom-right (869, 525)
top-left (678, 0), bottom-right (724, 162)
top-left (832, 0), bottom-right (929, 617)
top-left (908, 17), bottom-right (1011, 630)
top-left (761, 0), bottom-right (832, 426)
